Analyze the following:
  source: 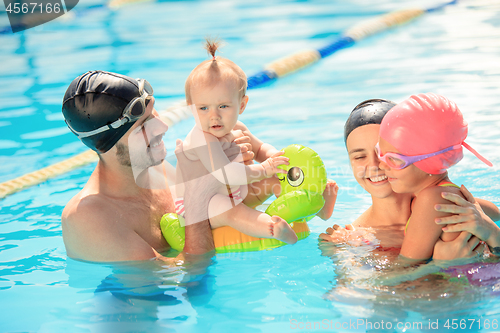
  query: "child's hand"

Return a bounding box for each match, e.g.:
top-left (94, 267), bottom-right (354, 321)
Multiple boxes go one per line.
top-left (316, 179), bottom-right (339, 220)
top-left (261, 151), bottom-right (289, 177)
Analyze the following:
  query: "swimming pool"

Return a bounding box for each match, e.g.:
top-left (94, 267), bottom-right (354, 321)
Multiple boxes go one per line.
top-left (1, 0), bottom-right (500, 331)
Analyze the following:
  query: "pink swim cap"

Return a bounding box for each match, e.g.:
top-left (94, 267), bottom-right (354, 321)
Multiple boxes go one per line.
top-left (379, 93), bottom-right (492, 174)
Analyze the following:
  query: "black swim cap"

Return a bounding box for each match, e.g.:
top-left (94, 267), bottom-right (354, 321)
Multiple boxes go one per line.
top-left (344, 99), bottom-right (396, 144)
top-left (62, 71), bottom-right (142, 153)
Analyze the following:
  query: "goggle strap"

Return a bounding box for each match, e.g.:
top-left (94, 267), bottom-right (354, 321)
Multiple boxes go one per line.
top-left (65, 119), bottom-right (126, 139)
top-left (110, 117), bottom-right (128, 129)
top-left (462, 141), bottom-right (493, 167)
top-left (65, 120), bottom-right (102, 139)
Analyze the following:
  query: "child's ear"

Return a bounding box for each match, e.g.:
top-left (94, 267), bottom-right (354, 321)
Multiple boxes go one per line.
top-left (239, 95), bottom-right (249, 115)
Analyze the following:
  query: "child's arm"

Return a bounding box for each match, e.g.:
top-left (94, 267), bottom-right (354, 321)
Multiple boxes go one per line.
top-left (193, 130), bottom-right (287, 186)
top-left (233, 121), bottom-right (279, 163)
top-left (400, 187), bottom-right (462, 260)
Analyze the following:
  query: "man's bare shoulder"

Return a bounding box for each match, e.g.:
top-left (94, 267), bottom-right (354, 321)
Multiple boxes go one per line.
top-left (62, 190), bottom-right (114, 227)
top-left (61, 191), bottom-right (117, 248)
top-left (61, 190), bottom-right (157, 261)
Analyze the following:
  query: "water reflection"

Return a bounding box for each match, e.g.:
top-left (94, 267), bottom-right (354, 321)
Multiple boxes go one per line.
top-left (62, 254), bottom-right (216, 330)
top-left (320, 227), bottom-right (500, 331)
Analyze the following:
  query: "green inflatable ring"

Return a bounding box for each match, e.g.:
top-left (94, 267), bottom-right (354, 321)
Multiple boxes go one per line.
top-left (265, 144), bottom-right (327, 222)
top-left (160, 213), bottom-right (186, 252)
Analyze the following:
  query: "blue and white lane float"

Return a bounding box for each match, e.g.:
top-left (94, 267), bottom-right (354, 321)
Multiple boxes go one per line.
top-left (0, 0), bottom-right (459, 198)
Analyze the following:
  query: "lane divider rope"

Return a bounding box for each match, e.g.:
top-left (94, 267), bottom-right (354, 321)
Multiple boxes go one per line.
top-left (247, 2), bottom-right (458, 88)
top-left (0, 0), bottom-right (458, 199)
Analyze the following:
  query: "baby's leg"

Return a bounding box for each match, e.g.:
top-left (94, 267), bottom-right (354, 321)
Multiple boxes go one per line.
top-left (243, 176), bottom-right (281, 208)
top-left (209, 195), bottom-right (297, 244)
top-left (316, 179), bottom-right (339, 221)
top-left (208, 191), bottom-right (243, 223)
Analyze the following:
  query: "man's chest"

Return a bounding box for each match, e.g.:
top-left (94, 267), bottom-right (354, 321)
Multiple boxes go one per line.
top-left (118, 194), bottom-right (174, 249)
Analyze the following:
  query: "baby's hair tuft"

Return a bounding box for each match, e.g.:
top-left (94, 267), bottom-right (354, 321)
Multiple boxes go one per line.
top-left (204, 37), bottom-right (223, 60)
top-left (185, 38), bottom-right (247, 104)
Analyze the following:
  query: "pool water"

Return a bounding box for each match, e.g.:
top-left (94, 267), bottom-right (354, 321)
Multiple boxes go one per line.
top-left (1, 0), bottom-right (500, 332)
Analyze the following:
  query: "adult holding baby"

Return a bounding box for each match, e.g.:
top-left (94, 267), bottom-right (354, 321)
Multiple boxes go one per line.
top-left (60, 70), bottom-right (253, 262)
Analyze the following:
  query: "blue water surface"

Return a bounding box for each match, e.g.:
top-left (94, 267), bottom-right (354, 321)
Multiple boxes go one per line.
top-left (1, 0), bottom-right (500, 332)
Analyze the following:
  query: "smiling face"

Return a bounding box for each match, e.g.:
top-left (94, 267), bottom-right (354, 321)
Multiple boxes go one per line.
top-left (189, 80), bottom-right (248, 138)
top-left (124, 97), bottom-right (169, 169)
top-left (346, 124), bottom-right (395, 199)
top-left (378, 137), bottom-right (432, 195)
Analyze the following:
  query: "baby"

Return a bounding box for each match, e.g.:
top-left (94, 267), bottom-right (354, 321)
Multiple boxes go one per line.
top-left (175, 39), bottom-right (299, 244)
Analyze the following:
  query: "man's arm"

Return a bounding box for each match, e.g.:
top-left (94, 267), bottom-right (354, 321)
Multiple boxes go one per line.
top-left (62, 198), bottom-right (158, 262)
top-left (183, 219), bottom-right (215, 255)
top-left (180, 162), bottom-right (216, 254)
top-left (175, 140), bottom-right (226, 255)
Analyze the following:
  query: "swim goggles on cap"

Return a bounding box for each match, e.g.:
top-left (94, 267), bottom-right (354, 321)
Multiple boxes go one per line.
top-left (66, 79), bottom-right (154, 139)
top-left (375, 142), bottom-right (462, 170)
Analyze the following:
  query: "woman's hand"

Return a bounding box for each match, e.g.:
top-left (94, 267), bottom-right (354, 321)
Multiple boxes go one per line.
top-left (433, 232), bottom-right (485, 260)
top-left (319, 224), bottom-right (355, 243)
top-left (434, 184), bottom-right (500, 249)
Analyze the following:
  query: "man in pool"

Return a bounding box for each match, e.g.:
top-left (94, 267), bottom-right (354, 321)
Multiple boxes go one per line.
top-left (61, 70), bottom-right (252, 262)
